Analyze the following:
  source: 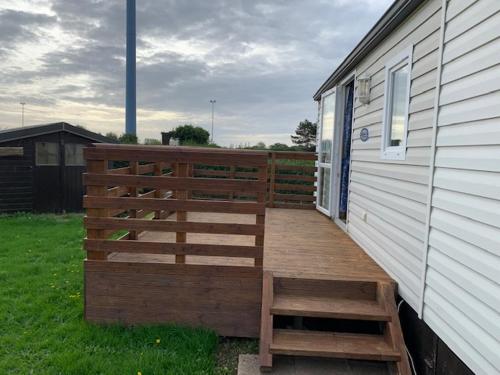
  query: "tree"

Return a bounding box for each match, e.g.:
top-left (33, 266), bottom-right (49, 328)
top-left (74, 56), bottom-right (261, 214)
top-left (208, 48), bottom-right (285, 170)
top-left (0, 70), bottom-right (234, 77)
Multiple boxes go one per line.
top-left (118, 133), bottom-right (138, 144)
top-left (105, 132), bottom-right (119, 142)
top-left (144, 138), bottom-right (162, 145)
top-left (291, 119), bottom-right (317, 151)
top-left (169, 125), bottom-right (210, 145)
top-left (269, 143), bottom-right (290, 151)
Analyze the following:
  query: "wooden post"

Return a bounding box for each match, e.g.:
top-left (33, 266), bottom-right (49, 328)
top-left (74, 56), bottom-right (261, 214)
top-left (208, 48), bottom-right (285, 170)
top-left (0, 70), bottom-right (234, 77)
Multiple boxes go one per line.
top-left (175, 162), bottom-right (188, 264)
top-left (268, 152), bottom-right (276, 208)
top-left (129, 161), bottom-right (139, 240)
top-left (86, 159), bottom-right (108, 260)
top-left (259, 271), bottom-right (274, 370)
top-left (254, 163), bottom-right (267, 267)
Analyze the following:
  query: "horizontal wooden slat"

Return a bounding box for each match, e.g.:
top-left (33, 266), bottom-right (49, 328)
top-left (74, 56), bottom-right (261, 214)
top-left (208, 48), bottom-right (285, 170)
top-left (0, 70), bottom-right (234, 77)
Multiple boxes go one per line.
top-left (274, 183), bottom-right (316, 192)
top-left (107, 186), bottom-right (129, 197)
top-left (108, 166), bottom-right (131, 175)
top-left (85, 239), bottom-right (263, 258)
top-left (84, 217), bottom-right (264, 235)
top-left (108, 163), bottom-right (171, 175)
top-left (85, 146), bottom-right (268, 167)
top-left (85, 174), bottom-right (266, 193)
top-left (84, 196), bottom-right (265, 214)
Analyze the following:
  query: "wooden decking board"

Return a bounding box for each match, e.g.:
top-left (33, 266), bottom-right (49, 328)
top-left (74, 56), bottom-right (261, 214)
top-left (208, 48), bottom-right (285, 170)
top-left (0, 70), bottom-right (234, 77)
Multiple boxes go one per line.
top-left (270, 329), bottom-right (401, 361)
top-left (111, 208), bottom-right (392, 283)
top-left (271, 294), bottom-right (391, 321)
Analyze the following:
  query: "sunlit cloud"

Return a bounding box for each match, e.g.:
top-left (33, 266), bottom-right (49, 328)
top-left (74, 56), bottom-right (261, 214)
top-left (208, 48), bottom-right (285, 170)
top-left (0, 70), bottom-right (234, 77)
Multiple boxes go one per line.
top-left (0, 0), bottom-right (392, 145)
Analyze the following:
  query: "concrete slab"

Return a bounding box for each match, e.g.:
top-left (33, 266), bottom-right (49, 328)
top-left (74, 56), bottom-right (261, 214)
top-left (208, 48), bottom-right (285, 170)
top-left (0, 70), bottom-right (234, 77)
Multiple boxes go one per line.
top-left (237, 355), bottom-right (390, 375)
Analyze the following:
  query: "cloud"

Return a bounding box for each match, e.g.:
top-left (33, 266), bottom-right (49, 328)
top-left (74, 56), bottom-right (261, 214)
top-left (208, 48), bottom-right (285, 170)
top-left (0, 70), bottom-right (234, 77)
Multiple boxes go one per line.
top-left (0, 0), bottom-right (392, 145)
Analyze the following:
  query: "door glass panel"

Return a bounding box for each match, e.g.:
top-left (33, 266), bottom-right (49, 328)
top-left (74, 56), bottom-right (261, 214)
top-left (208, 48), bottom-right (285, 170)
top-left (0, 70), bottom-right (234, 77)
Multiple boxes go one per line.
top-left (320, 93), bottom-right (335, 163)
top-left (319, 168), bottom-right (331, 210)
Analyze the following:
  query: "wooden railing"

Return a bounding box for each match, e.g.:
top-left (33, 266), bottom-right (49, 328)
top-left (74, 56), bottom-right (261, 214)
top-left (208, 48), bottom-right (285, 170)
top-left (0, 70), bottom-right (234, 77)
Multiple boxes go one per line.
top-left (83, 145), bottom-right (268, 266)
top-left (267, 151), bottom-right (317, 209)
top-left (81, 145), bottom-right (314, 335)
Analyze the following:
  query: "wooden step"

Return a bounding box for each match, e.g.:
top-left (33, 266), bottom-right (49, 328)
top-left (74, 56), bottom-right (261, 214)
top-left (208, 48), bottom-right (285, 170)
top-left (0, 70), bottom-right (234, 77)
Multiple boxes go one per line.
top-left (270, 329), bottom-right (401, 362)
top-left (271, 294), bottom-right (391, 321)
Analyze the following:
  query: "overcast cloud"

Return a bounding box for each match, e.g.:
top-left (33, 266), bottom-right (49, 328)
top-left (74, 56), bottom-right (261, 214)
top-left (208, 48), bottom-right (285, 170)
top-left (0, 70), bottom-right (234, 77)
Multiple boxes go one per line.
top-left (0, 0), bottom-right (392, 145)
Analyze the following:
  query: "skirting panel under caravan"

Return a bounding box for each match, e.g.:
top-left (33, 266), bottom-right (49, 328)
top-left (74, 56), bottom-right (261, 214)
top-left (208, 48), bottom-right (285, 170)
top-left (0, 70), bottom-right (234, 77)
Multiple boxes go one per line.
top-left (84, 260), bottom-right (263, 338)
top-left (399, 301), bottom-right (474, 375)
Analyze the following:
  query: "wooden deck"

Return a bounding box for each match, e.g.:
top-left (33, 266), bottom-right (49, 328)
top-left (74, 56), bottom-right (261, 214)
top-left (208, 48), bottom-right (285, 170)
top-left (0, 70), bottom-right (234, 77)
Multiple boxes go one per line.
top-left (110, 208), bottom-right (391, 283)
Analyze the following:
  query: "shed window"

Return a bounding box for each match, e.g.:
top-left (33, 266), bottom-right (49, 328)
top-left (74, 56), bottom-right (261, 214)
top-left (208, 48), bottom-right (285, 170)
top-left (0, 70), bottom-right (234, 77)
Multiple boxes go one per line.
top-left (381, 47), bottom-right (412, 160)
top-left (36, 142), bottom-right (59, 166)
top-left (65, 144), bottom-right (85, 166)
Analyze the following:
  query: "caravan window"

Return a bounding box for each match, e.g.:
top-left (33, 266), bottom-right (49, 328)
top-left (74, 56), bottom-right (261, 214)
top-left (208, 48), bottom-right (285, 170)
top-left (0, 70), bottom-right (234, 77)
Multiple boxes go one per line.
top-left (381, 47), bottom-right (412, 160)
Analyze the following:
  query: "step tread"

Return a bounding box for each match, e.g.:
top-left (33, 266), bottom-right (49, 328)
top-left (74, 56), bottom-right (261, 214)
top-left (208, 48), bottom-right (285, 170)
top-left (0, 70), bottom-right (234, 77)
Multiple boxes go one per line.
top-left (270, 329), bottom-right (401, 362)
top-left (272, 294), bottom-right (391, 321)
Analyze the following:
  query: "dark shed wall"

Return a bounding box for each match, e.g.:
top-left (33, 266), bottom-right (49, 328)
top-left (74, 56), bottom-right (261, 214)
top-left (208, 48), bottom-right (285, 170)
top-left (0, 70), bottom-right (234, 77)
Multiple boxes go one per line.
top-left (61, 132), bottom-right (91, 212)
top-left (31, 132), bottom-right (62, 213)
top-left (0, 139), bottom-right (34, 213)
top-left (30, 131), bottom-right (93, 213)
top-left (0, 130), bottom-right (99, 214)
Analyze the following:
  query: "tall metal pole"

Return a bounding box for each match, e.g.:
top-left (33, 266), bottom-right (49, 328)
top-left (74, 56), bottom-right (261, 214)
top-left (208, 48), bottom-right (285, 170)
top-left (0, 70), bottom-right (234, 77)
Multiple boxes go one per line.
top-left (126, 0), bottom-right (136, 135)
top-left (210, 99), bottom-right (216, 143)
top-left (20, 102), bottom-right (26, 127)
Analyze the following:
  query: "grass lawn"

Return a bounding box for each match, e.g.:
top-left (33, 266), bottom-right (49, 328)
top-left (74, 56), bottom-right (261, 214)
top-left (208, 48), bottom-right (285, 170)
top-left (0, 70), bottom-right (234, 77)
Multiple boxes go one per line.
top-left (0, 214), bottom-right (256, 375)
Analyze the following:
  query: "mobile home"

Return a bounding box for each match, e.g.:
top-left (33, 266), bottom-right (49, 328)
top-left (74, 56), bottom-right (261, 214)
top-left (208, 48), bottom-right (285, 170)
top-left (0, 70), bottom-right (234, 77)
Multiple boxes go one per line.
top-left (313, 0), bottom-right (500, 373)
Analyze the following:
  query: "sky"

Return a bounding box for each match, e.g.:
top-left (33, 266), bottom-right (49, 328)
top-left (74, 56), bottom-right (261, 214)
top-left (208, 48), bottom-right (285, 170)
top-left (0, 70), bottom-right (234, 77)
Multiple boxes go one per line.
top-left (0, 0), bottom-right (392, 146)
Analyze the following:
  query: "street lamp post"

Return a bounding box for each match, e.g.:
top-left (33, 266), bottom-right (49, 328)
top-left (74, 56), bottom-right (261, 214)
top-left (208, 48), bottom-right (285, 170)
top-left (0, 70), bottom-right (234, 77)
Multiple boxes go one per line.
top-left (20, 102), bottom-right (26, 127)
top-left (209, 99), bottom-right (216, 143)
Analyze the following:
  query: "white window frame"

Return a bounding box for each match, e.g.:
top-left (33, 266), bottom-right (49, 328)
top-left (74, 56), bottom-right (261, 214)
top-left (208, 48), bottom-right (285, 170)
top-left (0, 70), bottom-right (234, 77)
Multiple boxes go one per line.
top-left (381, 46), bottom-right (413, 161)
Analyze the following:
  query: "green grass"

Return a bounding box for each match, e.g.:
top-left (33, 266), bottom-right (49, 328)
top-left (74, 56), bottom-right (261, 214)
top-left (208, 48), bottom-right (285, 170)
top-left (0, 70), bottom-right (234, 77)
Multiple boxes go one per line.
top-left (0, 214), bottom-right (256, 375)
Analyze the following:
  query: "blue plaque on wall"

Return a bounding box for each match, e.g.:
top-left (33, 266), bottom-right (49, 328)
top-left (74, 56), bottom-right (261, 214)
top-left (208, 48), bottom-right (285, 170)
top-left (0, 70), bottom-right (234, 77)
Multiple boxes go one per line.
top-left (360, 128), bottom-right (369, 142)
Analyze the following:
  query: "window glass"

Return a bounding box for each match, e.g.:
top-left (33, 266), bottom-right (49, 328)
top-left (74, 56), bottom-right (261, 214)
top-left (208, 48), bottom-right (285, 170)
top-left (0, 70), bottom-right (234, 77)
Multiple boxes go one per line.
top-left (36, 142), bottom-right (59, 166)
top-left (388, 64), bottom-right (409, 147)
top-left (319, 168), bottom-right (331, 210)
top-left (65, 144), bottom-right (85, 166)
top-left (320, 92), bottom-right (335, 163)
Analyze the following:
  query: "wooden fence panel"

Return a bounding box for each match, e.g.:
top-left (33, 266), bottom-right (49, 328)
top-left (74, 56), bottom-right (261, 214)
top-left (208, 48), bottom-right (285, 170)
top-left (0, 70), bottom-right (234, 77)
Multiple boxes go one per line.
top-left (267, 151), bottom-right (317, 209)
top-left (82, 145), bottom-right (267, 337)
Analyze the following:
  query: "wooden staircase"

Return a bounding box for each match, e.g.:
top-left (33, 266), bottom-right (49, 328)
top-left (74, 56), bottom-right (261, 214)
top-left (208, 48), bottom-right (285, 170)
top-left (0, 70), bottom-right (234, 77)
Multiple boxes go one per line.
top-left (259, 272), bottom-right (411, 374)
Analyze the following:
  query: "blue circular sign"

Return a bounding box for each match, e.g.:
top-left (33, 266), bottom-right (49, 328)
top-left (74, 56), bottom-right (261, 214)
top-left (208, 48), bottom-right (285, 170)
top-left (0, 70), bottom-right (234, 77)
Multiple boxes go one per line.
top-left (360, 128), bottom-right (369, 142)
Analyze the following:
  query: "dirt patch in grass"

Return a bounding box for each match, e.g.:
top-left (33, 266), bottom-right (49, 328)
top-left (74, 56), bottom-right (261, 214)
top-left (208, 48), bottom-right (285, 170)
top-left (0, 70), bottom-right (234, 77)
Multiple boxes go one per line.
top-left (215, 337), bottom-right (258, 375)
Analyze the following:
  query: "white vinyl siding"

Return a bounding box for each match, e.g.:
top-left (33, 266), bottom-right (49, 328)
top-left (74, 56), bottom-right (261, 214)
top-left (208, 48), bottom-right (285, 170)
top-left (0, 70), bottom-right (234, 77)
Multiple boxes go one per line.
top-left (347, 0), bottom-right (441, 311)
top-left (422, 1), bottom-right (500, 374)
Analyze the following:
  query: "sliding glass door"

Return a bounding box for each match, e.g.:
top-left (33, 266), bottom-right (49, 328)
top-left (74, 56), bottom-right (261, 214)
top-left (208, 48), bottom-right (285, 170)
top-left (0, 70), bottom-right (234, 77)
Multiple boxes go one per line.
top-left (317, 89), bottom-right (335, 215)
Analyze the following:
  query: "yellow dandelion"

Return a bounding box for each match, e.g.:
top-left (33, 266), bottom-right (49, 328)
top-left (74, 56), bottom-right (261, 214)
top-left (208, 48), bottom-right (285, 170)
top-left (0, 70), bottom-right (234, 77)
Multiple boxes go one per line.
top-left (155, 338), bottom-right (160, 344)
top-left (138, 372), bottom-right (142, 375)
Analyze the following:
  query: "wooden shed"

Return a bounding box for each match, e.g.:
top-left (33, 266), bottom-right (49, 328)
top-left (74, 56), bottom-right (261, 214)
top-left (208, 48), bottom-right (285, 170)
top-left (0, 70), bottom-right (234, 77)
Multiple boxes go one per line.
top-left (0, 122), bottom-right (116, 213)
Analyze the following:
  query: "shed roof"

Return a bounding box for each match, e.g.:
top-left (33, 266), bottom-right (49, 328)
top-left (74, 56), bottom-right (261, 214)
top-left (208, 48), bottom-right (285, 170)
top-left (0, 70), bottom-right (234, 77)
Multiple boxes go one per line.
top-left (0, 122), bottom-right (117, 144)
top-left (313, 0), bottom-right (426, 101)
